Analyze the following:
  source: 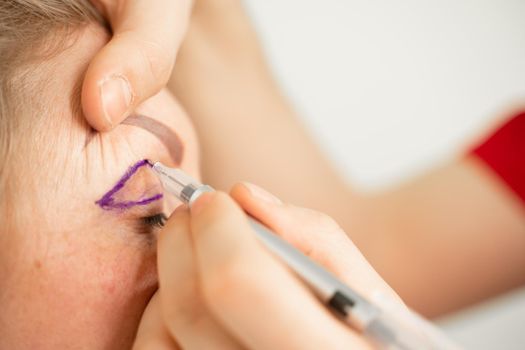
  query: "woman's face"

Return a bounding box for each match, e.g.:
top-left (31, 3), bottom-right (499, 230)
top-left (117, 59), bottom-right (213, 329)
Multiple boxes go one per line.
top-left (0, 24), bottom-right (199, 349)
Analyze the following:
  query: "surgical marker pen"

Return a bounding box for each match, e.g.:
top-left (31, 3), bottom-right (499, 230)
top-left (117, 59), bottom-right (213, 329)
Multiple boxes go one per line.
top-left (151, 161), bottom-right (459, 350)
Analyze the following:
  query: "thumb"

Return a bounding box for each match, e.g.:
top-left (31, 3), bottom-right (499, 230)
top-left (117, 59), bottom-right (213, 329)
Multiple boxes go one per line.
top-left (82, 0), bottom-right (192, 131)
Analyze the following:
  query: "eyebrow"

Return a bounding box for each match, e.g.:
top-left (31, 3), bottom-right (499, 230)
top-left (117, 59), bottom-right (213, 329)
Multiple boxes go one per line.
top-left (95, 159), bottom-right (163, 210)
top-left (122, 114), bottom-right (184, 165)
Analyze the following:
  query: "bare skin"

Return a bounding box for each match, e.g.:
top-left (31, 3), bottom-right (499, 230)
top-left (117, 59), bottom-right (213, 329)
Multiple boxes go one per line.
top-left (0, 24), bottom-right (200, 349)
top-left (168, 1), bottom-right (525, 317)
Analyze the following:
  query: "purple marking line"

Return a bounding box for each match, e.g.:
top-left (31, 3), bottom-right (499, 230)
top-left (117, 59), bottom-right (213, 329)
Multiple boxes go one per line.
top-left (101, 193), bottom-right (164, 210)
top-left (96, 159), bottom-right (163, 210)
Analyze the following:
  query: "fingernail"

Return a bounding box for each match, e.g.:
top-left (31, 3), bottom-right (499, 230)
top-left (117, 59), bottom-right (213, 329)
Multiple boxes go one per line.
top-left (190, 192), bottom-right (215, 215)
top-left (99, 75), bottom-right (133, 128)
top-left (242, 182), bottom-right (282, 204)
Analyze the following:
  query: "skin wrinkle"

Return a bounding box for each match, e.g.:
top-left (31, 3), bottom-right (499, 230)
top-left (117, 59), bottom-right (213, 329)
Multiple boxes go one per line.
top-left (0, 4), bottom-right (202, 346)
top-left (122, 114), bottom-right (184, 165)
top-left (95, 159), bottom-right (163, 210)
top-left (94, 114), bottom-right (185, 212)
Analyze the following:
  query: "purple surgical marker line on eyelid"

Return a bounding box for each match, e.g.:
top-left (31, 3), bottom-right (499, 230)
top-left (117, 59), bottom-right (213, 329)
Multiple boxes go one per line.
top-left (95, 159), bottom-right (163, 210)
top-left (101, 193), bottom-right (164, 210)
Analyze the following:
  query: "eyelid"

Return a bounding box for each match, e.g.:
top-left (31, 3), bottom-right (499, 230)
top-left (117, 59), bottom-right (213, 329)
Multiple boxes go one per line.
top-left (122, 114), bottom-right (184, 166)
top-left (122, 197), bottom-right (165, 218)
top-left (143, 213), bottom-right (167, 228)
top-left (96, 160), bottom-right (164, 211)
top-left (136, 213), bottom-right (167, 235)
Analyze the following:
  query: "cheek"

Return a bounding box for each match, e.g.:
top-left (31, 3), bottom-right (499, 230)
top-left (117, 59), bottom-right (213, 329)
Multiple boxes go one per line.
top-left (1, 237), bottom-right (157, 349)
top-left (56, 242), bottom-right (158, 347)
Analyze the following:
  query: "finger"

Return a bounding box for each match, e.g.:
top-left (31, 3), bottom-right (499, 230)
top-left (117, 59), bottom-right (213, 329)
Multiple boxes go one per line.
top-left (133, 293), bottom-right (181, 350)
top-left (190, 192), bottom-right (371, 349)
top-left (82, 0), bottom-right (192, 131)
top-left (157, 206), bottom-right (243, 349)
top-left (230, 183), bottom-right (400, 301)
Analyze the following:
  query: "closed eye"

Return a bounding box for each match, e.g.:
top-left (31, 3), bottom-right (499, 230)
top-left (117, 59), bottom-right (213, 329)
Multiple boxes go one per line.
top-left (142, 213), bottom-right (167, 228)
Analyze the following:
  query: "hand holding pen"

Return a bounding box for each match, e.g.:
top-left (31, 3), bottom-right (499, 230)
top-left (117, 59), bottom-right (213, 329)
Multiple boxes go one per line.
top-left (132, 181), bottom-right (455, 349)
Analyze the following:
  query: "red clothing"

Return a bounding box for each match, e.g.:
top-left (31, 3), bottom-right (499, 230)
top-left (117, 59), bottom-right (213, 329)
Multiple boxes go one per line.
top-left (472, 112), bottom-right (525, 204)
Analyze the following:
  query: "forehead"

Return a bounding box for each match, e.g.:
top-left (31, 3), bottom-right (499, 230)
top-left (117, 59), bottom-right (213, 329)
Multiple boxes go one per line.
top-left (7, 14), bottom-right (200, 225)
top-left (0, 18), bottom-right (201, 350)
top-left (14, 26), bottom-right (188, 215)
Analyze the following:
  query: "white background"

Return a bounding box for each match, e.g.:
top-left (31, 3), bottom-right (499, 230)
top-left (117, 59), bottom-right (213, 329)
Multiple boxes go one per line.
top-left (243, 0), bottom-right (525, 348)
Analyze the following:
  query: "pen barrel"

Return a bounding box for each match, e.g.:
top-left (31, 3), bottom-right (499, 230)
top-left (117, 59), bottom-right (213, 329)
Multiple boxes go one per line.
top-left (363, 298), bottom-right (461, 350)
top-left (186, 184), bottom-right (214, 205)
top-left (247, 218), bottom-right (377, 329)
top-left (184, 183), bottom-right (458, 349)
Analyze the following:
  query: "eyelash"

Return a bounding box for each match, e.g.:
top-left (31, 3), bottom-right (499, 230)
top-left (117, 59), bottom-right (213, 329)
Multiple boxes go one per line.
top-left (142, 213), bottom-right (167, 229)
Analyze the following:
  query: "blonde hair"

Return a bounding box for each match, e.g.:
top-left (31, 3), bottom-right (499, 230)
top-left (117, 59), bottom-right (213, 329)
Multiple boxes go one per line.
top-left (0, 1), bottom-right (104, 230)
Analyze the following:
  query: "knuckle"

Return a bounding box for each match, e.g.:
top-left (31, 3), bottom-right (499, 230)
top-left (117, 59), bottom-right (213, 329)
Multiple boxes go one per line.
top-left (315, 211), bottom-right (340, 230)
top-left (113, 31), bottom-right (174, 94)
top-left (290, 205), bottom-right (341, 231)
top-left (137, 40), bottom-right (173, 86)
top-left (309, 211), bottom-right (346, 243)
